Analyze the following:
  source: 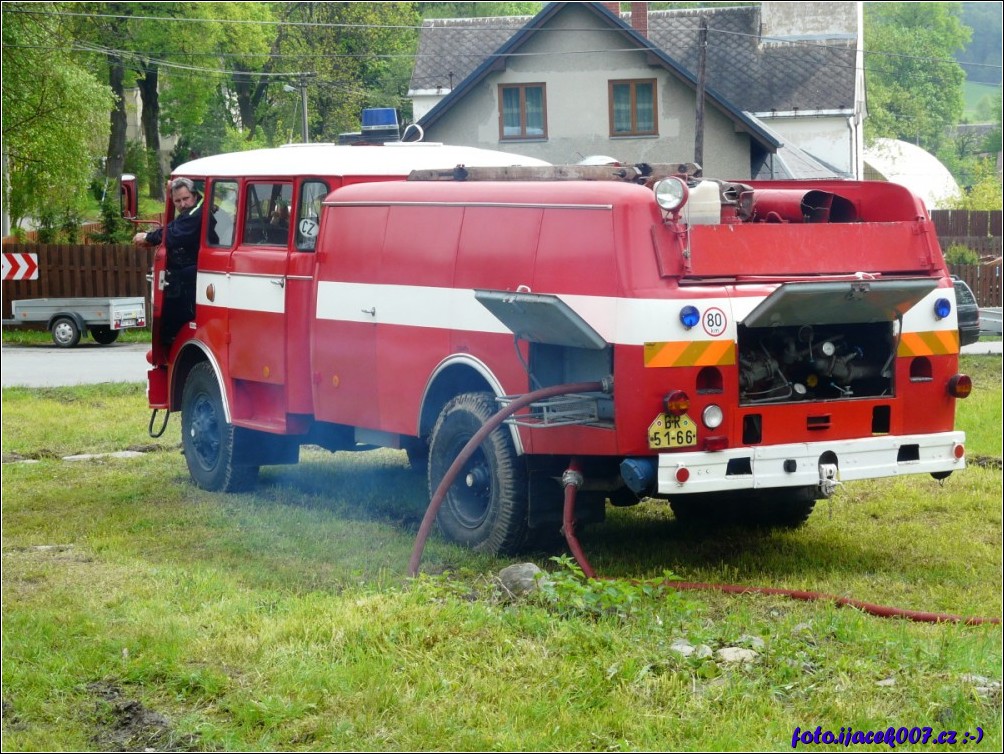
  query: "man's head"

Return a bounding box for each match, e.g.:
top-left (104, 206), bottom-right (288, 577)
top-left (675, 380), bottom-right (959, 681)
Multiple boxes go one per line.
top-left (170, 177), bottom-right (199, 214)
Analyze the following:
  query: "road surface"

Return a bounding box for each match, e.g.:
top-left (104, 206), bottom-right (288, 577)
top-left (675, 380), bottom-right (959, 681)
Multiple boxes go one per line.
top-left (2, 340), bottom-right (999, 389)
top-left (2, 342), bottom-right (150, 388)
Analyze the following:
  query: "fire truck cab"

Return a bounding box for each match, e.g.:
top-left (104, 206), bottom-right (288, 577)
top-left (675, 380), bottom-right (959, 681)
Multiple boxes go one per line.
top-left (147, 145), bottom-right (969, 554)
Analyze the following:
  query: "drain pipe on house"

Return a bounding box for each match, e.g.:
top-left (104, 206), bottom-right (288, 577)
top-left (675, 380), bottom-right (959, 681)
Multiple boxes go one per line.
top-left (410, 383), bottom-right (1000, 626)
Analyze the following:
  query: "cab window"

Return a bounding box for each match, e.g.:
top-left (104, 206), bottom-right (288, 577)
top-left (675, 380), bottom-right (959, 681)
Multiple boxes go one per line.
top-left (296, 180), bottom-right (329, 251)
top-left (208, 180), bottom-right (237, 247)
top-left (243, 182), bottom-right (293, 246)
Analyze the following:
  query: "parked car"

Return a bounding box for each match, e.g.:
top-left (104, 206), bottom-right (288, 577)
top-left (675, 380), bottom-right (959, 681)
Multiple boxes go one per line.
top-left (953, 277), bottom-right (981, 347)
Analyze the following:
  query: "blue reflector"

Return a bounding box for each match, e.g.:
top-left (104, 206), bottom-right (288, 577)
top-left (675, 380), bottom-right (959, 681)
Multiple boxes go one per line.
top-left (934, 297), bottom-right (951, 319)
top-left (680, 305), bottom-right (700, 329)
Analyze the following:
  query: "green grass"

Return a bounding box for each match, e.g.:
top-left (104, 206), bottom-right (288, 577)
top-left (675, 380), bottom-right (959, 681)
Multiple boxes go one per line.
top-left (2, 326), bottom-right (151, 346)
top-left (3, 359), bottom-right (1001, 750)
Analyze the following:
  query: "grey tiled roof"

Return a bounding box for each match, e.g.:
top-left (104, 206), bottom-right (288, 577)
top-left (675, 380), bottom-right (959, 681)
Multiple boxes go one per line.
top-left (411, 16), bottom-right (529, 92)
top-left (650, 7), bottom-right (857, 113)
top-left (410, 5), bottom-right (857, 113)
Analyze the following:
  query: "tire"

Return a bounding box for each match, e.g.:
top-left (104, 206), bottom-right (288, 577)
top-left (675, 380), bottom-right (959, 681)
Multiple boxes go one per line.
top-left (405, 439), bottom-right (429, 474)
top-left (90, 326), bottom-right (120, 345)
top-left (50, 316), bottom-right (81, 348)
top-left (750, 487), bottom-right (817, 528)
top-left (671, 487), bottom-right (816, 529)
top-left (428, 392), bottom-right (528, 555)
top-left (181, 362), bottom-right (259, 492)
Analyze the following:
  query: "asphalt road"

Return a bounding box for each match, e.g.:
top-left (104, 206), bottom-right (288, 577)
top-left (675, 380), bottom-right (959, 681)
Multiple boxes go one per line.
top-left (2, 342), bottom-right (150, 388)
top-left (2, 340), bottom-right (1000, 389)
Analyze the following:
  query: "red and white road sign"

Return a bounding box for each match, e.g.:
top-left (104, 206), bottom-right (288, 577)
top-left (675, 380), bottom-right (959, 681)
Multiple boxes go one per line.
top-left (2, 252), bottom-right (39, 281)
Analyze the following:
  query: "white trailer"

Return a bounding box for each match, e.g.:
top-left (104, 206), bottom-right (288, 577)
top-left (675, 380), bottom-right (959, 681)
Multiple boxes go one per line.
top-left (9, 297), bottom-right (147, 347)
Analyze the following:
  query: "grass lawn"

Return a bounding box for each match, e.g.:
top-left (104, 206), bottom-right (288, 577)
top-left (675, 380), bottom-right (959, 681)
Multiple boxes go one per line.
top-left (2, 357), bottom-right (1001, 750)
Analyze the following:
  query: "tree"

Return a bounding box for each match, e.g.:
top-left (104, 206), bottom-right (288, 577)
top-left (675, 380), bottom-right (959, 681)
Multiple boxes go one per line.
top-left (71, 2), bottom-right (251, 199)
top-left (1, 2), bottom-right (112, 229)
top-left (225, 2), bottom-right (421, 145)
top-left (864, 2), bottom-right (971, 155)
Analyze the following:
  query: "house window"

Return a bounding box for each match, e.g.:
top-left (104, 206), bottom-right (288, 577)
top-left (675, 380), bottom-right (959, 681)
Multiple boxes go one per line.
top-left (609, 79), bottom-right (657, 136)
top-left (499, 83), bottom-right (547, 140)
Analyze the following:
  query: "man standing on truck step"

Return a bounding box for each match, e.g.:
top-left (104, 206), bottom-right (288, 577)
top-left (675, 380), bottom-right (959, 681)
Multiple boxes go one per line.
top-left (133, 177), bottom-right (216, 344)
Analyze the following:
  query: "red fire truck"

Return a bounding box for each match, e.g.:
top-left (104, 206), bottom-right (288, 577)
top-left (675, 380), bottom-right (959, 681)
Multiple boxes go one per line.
top-left (144, 144), bottom-right (970, 554)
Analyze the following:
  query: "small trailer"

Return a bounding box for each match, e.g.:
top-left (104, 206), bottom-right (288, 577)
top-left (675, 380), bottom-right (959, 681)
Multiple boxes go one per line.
top-left (9, 297), bottom-right (147, 347)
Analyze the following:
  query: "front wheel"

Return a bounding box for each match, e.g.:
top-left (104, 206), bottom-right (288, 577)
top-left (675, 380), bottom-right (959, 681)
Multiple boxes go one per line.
top-left (90, 326), bottom-right (120, 345)
top-left (181, 362), bottom-right (259, 492)
top-left (428, 392), bottom-right (528, 555)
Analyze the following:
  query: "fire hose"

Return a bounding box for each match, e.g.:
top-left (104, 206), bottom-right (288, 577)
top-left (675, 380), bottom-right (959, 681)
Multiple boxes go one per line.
top-left (410, 382), bottom-right (1000, 626)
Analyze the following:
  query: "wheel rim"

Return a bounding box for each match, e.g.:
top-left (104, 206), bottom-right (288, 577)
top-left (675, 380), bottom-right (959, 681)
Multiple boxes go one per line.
top-left (445, 438), bottom-right (493, 530)
top-left (189, 391), bottom-right (222, 471)
top-left (52, 321), bottom-right (75, 345)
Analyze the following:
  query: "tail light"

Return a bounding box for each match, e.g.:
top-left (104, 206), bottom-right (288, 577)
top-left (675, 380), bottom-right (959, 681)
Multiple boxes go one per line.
top-left (948, 374), bottom-right (972, 398)
top-left (664, 390), bottom-right (690, 416)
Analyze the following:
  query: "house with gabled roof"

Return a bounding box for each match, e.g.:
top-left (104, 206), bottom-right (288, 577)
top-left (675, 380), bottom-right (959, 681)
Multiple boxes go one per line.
top-left (409, 2), bottom-right (865, 180)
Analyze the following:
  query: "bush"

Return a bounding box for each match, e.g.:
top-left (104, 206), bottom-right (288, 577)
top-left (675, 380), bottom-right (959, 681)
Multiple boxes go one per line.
top-left (945, 243), bottom-right (980, 265)
top-left (89, 194), bottom-right (134, 244)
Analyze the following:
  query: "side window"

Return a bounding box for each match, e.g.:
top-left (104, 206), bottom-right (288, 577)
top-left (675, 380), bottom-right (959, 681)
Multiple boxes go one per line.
top-left (243, 182), bottom-right (293, 246)
top-left (296, 180), bottom-right (329, 251)
top-left (208, 180), bottom-right (237, 247)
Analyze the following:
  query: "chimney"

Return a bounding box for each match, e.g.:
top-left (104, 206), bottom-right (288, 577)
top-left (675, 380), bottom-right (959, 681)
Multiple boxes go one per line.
top-left (601, 2), bottom-right (621, 18)
top-left (630, 2), bottom-right (648, 37)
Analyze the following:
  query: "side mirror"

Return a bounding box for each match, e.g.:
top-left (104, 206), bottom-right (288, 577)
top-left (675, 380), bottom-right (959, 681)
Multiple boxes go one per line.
top-left (120, 174), bottom-right (138, 219)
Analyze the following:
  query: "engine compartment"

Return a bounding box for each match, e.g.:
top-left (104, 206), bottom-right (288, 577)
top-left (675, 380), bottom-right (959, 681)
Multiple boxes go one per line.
top-left (737, 322), bottom-right (896, 404)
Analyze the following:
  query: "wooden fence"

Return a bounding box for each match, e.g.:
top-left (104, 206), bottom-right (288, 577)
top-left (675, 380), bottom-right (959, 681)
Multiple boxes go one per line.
top-left (949, 263), bottom-right (1002, 308)
top-left (2, 244), bottom-right (154, 320)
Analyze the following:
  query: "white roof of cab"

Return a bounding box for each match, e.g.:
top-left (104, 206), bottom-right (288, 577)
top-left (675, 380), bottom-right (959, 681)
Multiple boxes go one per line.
top-left (173, 142), bottom-right (550, 179)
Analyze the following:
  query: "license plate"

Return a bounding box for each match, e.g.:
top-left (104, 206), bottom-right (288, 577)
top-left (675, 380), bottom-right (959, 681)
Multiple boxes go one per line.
top-left (648, 413), bottom-right (698, 449)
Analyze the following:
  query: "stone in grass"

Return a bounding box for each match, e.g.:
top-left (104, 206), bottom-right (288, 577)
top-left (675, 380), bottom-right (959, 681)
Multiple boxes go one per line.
top-left (498, 563), bottom-right (552, 596)
top-left (715, 647), bottom-right (758, 664)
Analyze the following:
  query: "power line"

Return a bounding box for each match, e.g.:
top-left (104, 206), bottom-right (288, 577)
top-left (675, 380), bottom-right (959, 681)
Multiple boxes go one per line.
top-left (5, 5), bottom-right (1001, 71)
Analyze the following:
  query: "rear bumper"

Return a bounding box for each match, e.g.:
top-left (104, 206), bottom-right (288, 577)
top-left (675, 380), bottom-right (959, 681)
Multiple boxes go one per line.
top-left (656, 431), bottom-right (966, 495)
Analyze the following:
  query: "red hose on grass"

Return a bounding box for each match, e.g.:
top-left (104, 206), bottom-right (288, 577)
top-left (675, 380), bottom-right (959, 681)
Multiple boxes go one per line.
top-left (407, 381), bottom-right (604, 578)
top-left (560, 473), bottom-right (1000, 626)
top-left (409, 383), bottom-right (1000, 626)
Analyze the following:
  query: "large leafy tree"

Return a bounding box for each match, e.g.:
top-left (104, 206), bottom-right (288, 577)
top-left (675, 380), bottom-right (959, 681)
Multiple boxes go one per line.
top-left (71, 2), bottom-right (254, 198)
top-left (864, 2), bottom-right (971, 155)
top-left (223, 2), bottom-right (420, 145)
top-left (1, 2), bottom-right (112, 228)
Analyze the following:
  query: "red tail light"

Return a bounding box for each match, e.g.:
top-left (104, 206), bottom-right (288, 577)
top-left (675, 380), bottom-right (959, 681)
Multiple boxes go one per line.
top-left (948, 374), bottom-right (972, 398)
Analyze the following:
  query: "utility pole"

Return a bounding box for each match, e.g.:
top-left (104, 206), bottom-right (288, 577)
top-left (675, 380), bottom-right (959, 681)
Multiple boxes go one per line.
top-left (694, 16), bottom-right (708, 168)
top-left (299, 78), bottom-right (309, 143)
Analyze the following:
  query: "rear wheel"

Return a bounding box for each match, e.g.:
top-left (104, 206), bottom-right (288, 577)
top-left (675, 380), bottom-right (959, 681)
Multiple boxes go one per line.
top-left (428, 392), bottom-right (528, 554)
top-left (181, 362), bottom-right (259, 492)
top-left (50, 317), bottom-right (81, 348)
top-left (91, 326), bottom-right (120, 345)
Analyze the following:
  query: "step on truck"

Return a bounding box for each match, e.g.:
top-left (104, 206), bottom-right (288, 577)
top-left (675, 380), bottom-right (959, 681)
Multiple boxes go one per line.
top-left (142, 143), bottom-right (970, 554)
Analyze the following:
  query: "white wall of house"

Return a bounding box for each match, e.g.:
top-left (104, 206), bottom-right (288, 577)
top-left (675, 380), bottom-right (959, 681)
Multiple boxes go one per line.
top-left (758, 112), bottom-right (858, 177)
top-left (412, 90), bottom-right (451, 121)
top-left (757, 1), bottom-right (865, 178)
top-left (423, 4), bottom-right (754, 178)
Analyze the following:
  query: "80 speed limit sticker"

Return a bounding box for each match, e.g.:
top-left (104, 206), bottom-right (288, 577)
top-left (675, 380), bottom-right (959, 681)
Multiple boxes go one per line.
top-left (702, 307), bottom-right (728, 337)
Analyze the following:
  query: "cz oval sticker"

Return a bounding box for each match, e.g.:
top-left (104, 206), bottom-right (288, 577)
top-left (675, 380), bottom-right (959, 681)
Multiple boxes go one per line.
top-left (702, 307), bottom-right (727, 337)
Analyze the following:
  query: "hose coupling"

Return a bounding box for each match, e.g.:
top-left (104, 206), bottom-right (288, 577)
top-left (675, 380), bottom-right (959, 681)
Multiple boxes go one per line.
top-left (561, 468), bottom-right (585, 489)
